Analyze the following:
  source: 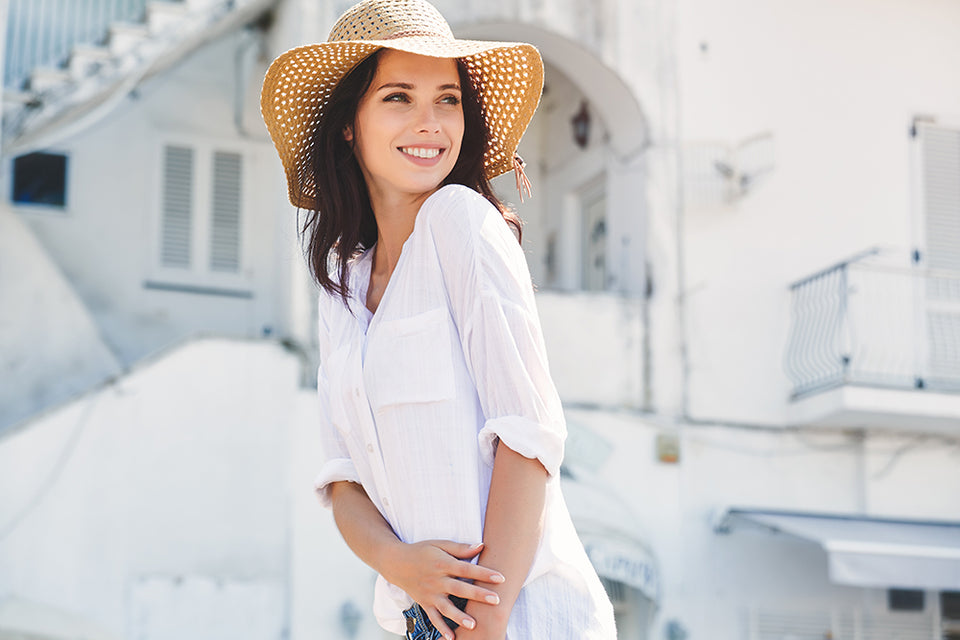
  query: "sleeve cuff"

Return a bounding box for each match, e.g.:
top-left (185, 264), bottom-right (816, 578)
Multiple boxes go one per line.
top-left (477, 415), bottom-right (565, 477)
top-left (312, 459), bottom-right (361, 508)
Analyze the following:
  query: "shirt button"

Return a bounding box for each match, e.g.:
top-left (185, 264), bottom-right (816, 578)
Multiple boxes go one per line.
top-left (383, 497), bottom-right (390, 507)
top-left (366, 443), bottom-right (374, 453)
top-left (354, 388), bottom-right (360, 397)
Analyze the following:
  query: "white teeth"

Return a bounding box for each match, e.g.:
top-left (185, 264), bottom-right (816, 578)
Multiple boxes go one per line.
top-left (401, 147), bottom-right (441, 159)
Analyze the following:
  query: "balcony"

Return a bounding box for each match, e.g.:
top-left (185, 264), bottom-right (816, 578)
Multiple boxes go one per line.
top-left (784, 249), bottom-right (960, 431)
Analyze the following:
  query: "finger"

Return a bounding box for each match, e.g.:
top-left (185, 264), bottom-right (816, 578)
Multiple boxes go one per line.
top-left (449, 558), bottom-right (505, 585)
top-left (436, 598), bottom-right (476, 635)
top-left (433, 540), bottom-right (484, 560)
top-left (447, 580), bottom-right (501, 606)
top-left (425, 606), bottom-right (458, 640)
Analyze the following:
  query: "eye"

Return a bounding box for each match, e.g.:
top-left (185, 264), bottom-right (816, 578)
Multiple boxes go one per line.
top-left (383, 92), bottom-right (409, 103)
top-left (439, 94), bottom-right (461, 106)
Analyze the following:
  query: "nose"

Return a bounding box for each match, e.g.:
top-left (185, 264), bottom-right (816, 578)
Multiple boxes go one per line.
top-left (414, 103), bottom-right (441, 134)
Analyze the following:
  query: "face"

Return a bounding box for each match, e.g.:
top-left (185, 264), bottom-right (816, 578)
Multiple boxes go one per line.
top-left (346, 50), bottom-right (464, 207)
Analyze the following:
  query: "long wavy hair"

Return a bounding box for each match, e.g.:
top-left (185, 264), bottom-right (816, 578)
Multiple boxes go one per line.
top-left (301, 49), bottom-right (522, 306)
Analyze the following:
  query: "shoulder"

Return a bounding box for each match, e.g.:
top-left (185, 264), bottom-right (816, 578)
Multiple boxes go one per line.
top-left (419, 184), bottom-right (516, 254)
top-left (420, 184), bottom-right (503, 235)
top-left (419, 186), bottom-right (531, 294)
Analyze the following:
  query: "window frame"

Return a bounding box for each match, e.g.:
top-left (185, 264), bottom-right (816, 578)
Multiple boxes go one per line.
top-left (147, 134), bottom-right (256, 294)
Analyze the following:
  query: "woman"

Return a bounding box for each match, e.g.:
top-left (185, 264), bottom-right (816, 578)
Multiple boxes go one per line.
top-left (261, 1), bottom-right (617, 638)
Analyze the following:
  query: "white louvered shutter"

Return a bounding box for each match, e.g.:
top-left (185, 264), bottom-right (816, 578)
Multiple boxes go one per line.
top-left (160, 145), bottom-right (194, 268)
top-left (921, 125), bottom-right (960, 271)
top-left (919, 124), bottom-right (960, 388)
top-left (210, 151), bottom-right (242, 273)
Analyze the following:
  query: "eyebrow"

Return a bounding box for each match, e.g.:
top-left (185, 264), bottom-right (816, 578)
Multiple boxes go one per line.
top-left (376, 82), bottom-right (461, 92)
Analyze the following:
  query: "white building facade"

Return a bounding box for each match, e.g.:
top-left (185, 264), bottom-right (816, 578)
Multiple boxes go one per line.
top-left (1, 0), bottom-right (959, 639)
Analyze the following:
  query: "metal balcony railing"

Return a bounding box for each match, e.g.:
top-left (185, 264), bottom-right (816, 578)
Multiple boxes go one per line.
top-left (785, 249), bottom-right (960, 399)
top-left (4, 0), bottom-right (152, 90)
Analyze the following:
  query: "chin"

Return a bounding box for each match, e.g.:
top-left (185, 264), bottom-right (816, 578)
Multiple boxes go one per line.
top-left (405, 176), bottom-right (453, 196)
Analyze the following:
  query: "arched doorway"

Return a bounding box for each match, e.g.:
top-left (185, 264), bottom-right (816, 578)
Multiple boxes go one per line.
top-left (456, 22), bottom-right (651, 296)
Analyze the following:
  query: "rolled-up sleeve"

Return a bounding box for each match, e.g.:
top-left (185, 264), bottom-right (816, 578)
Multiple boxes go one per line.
top-left (313, 296), bottom-right (360, 507)
top-left (428, 186), bottom-right (566, 477)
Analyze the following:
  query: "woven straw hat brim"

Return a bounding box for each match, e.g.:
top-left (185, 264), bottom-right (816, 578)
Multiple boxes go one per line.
top-left (260, 36), bottom-right (544, 210)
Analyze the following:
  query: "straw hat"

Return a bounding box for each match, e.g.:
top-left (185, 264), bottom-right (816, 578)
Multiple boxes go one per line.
top-left (260, 0), bottom-right (544, 210)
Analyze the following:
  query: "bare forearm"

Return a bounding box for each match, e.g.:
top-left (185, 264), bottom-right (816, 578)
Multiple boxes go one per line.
top-left (329, 480), bottom-right (403, 575)
top-left (463, 443), bottom-right (548, 638)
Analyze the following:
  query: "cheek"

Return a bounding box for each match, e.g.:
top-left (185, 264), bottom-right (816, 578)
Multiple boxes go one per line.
top-left (353, 117), bottom-right (391, 165)
top-left (446, 114), bottom-right (465, 152)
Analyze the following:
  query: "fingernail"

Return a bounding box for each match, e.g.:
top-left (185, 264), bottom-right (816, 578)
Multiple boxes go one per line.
top-left (486, 594), bottom-right (500, 605)
top-left (463, 618), bottom-right (476, 630)
top-left (444, 633), bottom-right (453, 640)
top-left (491, 573), bottom-right (505, 583)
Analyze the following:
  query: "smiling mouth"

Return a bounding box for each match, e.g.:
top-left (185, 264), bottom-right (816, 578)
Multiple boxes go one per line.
top-left (399, 147), bottom-right (443, 159)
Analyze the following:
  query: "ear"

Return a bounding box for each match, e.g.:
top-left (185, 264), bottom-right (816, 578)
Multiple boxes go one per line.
top-left (343, 124), bottom-right (353, 142)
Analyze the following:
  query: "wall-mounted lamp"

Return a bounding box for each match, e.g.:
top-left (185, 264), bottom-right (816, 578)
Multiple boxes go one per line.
top-left (571, 101), bottom-right (591, 149)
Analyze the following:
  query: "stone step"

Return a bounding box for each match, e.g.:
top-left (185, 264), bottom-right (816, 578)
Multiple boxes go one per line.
top-left (183, 0), bottom-right (222, 11)
top-left (146, 1), bottom-right (191, 35)
top-left (28, 67), bottom-right (73, 93)
top-left (68, 44), bottom-right (113, 80)
top-left (107, 22), bottom-right (151, 57)
top-left (2, 89), bottom-right (37, 105)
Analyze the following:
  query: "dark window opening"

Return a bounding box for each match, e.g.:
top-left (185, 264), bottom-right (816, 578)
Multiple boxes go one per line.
top-left (12, 152), bottom-right (68, 207)
top-left (943, 591), bottom-right (960, 618)
top-left (945, 591), bottom-right (960, 640)
top-left (887, 589), bottom-right (924, 611)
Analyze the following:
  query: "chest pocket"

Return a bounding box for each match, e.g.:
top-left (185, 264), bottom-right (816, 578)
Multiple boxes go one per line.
top-left (369, 307), bottom-right (458, 410)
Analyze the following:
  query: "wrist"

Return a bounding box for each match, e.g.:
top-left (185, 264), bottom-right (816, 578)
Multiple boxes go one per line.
top-left (465, 597), bottom-right (511, 631)
top-left (375, 537), bottom-right (409, 581)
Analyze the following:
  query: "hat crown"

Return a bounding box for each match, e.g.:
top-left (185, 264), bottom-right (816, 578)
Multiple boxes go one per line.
top-left (329, 0), bottom-right (454, 42)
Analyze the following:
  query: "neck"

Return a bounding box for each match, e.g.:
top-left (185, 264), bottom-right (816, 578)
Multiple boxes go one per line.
top-left (368, 187), bottom-right (437, 273)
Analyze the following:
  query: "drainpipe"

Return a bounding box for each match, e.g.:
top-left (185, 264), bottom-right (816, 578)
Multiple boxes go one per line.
top-left (657, 0), bottom-right (690, 419)
top-left (233, 21), bottom-right (267, 138)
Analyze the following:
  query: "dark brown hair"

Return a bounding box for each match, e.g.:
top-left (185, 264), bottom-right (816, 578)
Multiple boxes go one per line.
top-left (301, 49), bottom-right (522, 306)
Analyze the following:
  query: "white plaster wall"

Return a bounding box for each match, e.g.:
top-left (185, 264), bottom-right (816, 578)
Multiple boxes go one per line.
top-left (11, 31), bottom-right (285, 365)
top-left (0, 205), bottom-right (120, 432)
top-left (538, 291), bottom-right (644, 408)
top-left (581, 412), bottom-right (960, 640)
top-left (675, 0), bottom-right (960, 426)
top-left (0, 338), bottom-right (297, 638)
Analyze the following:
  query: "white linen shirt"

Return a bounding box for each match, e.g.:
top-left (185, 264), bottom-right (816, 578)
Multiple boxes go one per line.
top-left (313, 185), bottom-right (616, 639)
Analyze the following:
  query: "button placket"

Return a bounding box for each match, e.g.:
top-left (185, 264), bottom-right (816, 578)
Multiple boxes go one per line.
top-left (356, 337), bottom-right (397, 527)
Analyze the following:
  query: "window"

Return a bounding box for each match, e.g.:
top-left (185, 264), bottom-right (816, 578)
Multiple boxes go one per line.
top-left (580, 180), bottom-right (607, 291)
top-left (943, 591), bottom-right (960, 640)
top-left (888, 589), bottom-right (924, 612)
top-left (12, 152), bottom-right (68, 207)
top-left (151, 142), bottom-right (246, 294)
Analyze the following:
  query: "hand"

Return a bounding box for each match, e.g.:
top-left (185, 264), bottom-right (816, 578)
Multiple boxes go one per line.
top-left (382, 540), bottom-right (505, 640)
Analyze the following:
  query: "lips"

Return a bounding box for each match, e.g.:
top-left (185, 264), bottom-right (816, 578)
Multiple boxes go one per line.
top-left (399, 146), bottom-right (443, 159)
